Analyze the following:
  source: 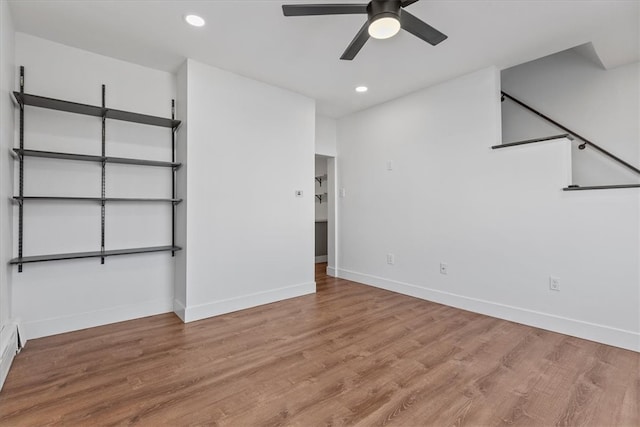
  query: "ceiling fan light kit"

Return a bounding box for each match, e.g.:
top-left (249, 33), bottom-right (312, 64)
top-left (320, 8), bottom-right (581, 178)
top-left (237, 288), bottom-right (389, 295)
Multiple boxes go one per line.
top-left (367, 0), bottom-right (401, 39)
top-left (368, 16), bottom-right (401, 39)
top-left (282, 0), bottom-right (447, 60)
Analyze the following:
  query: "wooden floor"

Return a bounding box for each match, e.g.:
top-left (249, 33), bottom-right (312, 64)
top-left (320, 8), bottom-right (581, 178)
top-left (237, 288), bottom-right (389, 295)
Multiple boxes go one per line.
top-left (1, 264), bottom-right (638, 426)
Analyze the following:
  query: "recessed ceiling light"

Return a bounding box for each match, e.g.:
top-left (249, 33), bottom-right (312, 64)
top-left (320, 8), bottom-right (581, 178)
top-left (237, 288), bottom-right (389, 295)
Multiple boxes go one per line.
top-left (185, 14), bottom-right (205, 27)
top-left (355, 86), bottom-right (368, 93)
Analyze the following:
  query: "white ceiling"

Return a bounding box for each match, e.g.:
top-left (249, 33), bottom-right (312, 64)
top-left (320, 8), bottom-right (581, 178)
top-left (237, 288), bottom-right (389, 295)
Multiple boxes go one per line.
top-left (8, 0), bottom-right (640, 118)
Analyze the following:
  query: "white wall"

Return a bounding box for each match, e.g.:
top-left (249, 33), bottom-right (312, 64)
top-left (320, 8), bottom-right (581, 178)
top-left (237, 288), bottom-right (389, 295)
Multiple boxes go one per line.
top-left (315, 115), bottom-right (337, 157)
top-left (337, 67), bottom-right (639, 351)
top-left (1, 0), bottom-right (15, 333)
top-left (174, 59), bottom-right (315, 322)
top-left (501, 47), bottom-right (640, 186)
top-left (12, 34), bottom-right (177, 339)
top-left (0, 0), bottom-right (17, 390)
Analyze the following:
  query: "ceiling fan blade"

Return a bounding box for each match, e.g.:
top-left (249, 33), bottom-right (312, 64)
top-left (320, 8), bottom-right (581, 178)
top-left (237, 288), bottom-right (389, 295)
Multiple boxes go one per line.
top-left (282, 4), bottom-right (367, 16)
top-left (340, 21), bottom-right (370, 60)
top-left (400, 10), bottom-right (447, 46)
top-left (401, 0), bottom-right (420, 7)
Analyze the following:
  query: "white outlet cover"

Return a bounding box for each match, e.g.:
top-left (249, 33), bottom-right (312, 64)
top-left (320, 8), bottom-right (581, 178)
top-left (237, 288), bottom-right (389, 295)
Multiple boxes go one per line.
top-left (549, 276), bottom-right (560, 291)
top-left (440, 263), bottom-right (448, 275)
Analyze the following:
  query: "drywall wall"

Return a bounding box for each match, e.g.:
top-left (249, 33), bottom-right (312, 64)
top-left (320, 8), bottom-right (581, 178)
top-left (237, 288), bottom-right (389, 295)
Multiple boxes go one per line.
top-left (12, 33), bottom-right (177, 339)
top-left (337, 67), bottom-right (639, 351)
top-left (174, 59), bottom-right (315, 322)
top-left (0, 0), bottom-right (17, 391)
top-left (501, 46), bottom-right (640, 186)
top-left (315, 115), bottom-right (337, 157)
top-left (0, 0), bottom-right (15, 331)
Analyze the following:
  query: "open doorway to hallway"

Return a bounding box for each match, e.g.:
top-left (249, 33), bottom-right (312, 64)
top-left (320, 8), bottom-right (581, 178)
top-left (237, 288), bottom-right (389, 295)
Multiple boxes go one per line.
top-left (314, 154), bottom-right (336, 280)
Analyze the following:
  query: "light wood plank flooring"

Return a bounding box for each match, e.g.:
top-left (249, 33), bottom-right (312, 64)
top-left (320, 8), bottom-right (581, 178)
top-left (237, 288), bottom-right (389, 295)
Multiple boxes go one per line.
top-left (0, 263), bottom-right (638, 426)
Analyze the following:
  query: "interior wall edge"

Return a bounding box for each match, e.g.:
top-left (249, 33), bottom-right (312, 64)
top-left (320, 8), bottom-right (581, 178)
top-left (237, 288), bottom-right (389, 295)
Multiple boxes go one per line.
top-left (173, 299), bottom-right (186, 322)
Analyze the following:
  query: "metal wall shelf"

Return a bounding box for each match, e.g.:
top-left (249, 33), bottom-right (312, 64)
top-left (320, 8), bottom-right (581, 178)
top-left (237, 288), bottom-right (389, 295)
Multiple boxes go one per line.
top-left (14, 196), bottom-right (182, 203)
top-left (13, 149), bottom-right (181, 168)
top-left (563, 184), bottom-right (640, 191)
top-left (491, 134), bottom-right (571, 149)
top-left (11, 66), bottom-right (181, 271)
top-left (315, 174), bottom-right (327, 186)
top-left (315, 193), bottom-right (328, 204)
top-left (9, 245), bottom-right (182, 265)
top-left (14, 92), bottom-right (181, 129)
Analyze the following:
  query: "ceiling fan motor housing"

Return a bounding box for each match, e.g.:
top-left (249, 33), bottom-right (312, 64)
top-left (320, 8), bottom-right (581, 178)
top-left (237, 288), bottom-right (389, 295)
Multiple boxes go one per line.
top-left (367, 0), bottom-right (402, 23)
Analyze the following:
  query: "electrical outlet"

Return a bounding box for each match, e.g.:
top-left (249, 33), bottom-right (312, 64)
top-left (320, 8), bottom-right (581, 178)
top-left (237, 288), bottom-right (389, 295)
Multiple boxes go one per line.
top-left (295, 190), bottom-right (303, 197)
top-left (339, 188), bottom-right (346, 198)
top-left (549, 276), bottom-right (560, 291)
top-left (440, 262), bottom-right (448, 275)
top-left (386, 253), bottom-right (395, 265)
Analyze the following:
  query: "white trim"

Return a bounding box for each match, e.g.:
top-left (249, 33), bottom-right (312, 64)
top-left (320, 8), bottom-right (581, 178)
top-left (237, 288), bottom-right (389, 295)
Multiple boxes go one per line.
top-left (337, 268), bottom-right (639, 352)
top-left (0, 324), bottom-right (19, 391)
top-left (326, 267), bottom-right (337, 277)
top-left (326, 156), bottom-right (337, 275)
top-left (22, 299), bottom-right (174, 340)
top-left (183, 282), bottom-right (315, 323)
top-left (315, 255), bottom-right (328, 263)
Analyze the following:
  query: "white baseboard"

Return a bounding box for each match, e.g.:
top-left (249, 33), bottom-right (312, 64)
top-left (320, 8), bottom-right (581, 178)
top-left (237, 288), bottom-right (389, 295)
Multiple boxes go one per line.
top-left (183, 282), bottom-right (316, 323)
top-left (337, 268), bottom-right (639, 352)
top-left (315, 256), bottom-right (328, 263)
top-left (22, 299), bottom-right (174, 340)
top-left (326, 266), bottom-right (337, 277)
top-left (0, 324), bottom-right (19, 391)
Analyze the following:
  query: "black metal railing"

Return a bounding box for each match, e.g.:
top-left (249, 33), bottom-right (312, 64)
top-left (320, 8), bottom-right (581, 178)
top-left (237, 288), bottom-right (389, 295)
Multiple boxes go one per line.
top-left (501, 91), bottom-right (640, 176)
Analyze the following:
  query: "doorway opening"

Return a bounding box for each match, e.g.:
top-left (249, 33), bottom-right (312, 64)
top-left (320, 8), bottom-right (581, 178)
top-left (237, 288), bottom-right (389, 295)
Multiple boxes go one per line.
top-left (314, 154), bottom-right (336, 277)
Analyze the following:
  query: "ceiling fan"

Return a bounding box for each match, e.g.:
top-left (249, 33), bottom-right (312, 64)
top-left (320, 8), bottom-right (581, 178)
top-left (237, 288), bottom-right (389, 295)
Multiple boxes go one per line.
top-left (282, 0), bottom-right (447, 60)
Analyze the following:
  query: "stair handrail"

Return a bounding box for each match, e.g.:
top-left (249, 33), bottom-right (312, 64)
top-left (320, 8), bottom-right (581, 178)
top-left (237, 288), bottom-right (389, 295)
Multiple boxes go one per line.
top-left (501, 91), bottom-right (640, 176)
